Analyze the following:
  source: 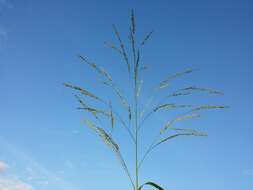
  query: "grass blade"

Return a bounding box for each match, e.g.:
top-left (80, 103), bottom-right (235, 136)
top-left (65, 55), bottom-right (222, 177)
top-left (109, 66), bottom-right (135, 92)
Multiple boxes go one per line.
top-left (138, 181), bottom-right (164, 190)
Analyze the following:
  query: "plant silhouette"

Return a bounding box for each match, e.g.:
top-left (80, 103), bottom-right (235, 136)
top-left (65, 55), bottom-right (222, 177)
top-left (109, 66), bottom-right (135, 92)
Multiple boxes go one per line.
top-left (65, 10), bottom-right (227, 190)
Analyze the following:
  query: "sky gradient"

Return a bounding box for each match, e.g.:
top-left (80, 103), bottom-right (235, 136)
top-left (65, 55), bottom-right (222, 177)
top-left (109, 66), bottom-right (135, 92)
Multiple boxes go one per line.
top-left (0, 0), bottom-right (253, 190)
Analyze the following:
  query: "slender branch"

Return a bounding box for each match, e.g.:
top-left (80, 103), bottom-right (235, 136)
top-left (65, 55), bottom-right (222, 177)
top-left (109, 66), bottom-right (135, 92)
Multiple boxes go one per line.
top-left (114, 111), bottom-right (135, 143)
top-left (137, 95), bottom-right (168, 131)
top-left (116, 150), bottom-right (135, 190)
top-left (97, 99), bottom-right (135, 144)
top-left (134, 84), bottom-right (139, 190)
top-left (137, 87), bottom-right (202, 132)
top-left (138, 134), bottom-right (160, 169)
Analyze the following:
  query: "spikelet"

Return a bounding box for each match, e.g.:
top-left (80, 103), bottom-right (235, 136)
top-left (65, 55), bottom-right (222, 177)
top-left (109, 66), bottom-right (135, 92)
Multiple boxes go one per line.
top-left (112, 25), bottom-right (130, 73)
top-left (129, 9), bottom-right (136, 67)
top-left (140, 31), bottom-right (154, 46)
top-left (64, 83), bottom-right (103, 102)
top-left (168, 86), bottom-right (223, 97)
top-left (102, 81), bottom-right (130, 112)
top-left (191, 105), bottom-right (228, 112)
top-left (109, 100), bottom-right (115, 130)
top-left (157, 68), bottom-right (194, 89)
top-left (83, 118), bottom-right (133, 187)
top-left (130, 9), bottom-right (136, 34)
top-left (171, 128), bottom-right (207, 136)
top-left (134, 50), bottom-right (140, 83)
top-left (78, 55), bottom-right (112, 81)
top-left (153, 103), bottom-right (193, 112)
top-left (74, 94), bottom-right (88, 108)
top-left (160, 114), bottom-right (200, 134)
top-left (104, 41), bottom-right (123, 56)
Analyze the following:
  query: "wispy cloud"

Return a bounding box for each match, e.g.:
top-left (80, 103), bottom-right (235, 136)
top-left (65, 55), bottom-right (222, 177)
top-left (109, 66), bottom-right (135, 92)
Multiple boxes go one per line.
top-left (0, 161), bottom-right (8, 172)
top-left (0, 177), bottom-right (33, 190)
top-left (0, 161), bottom-right (33, 190)
top-left (0, 136), bottom-right (79, 190)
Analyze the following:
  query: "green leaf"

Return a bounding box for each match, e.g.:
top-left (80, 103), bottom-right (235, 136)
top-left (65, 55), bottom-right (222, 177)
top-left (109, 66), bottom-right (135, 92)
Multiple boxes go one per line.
top-left (138, 181), bottom-right (164, 190)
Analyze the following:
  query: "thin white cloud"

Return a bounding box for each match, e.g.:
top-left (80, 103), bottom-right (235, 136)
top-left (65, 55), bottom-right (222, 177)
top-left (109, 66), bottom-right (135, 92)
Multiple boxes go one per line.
top-left (0, 161), bottom-right (8, 172)
top-left (0, 177), bottom-right (33, 190)
top-left (0, 136), bottom-right (79, 190)
top-left (0, 161), bottom-right (33, 190)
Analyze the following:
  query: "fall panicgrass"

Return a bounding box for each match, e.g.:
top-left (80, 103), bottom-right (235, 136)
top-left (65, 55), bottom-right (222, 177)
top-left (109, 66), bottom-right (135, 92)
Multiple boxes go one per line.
top-left (65, 10), bottom-right (227, 190)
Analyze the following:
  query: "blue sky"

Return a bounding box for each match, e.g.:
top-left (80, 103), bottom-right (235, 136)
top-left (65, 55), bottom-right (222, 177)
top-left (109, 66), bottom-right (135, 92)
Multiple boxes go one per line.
top-left (0, 0), bottom-right (253, 190)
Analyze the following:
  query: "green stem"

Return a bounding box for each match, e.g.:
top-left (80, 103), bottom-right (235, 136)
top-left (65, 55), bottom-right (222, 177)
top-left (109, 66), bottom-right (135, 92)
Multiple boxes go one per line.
top-left (135, 82), bottom-right (139, 190)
